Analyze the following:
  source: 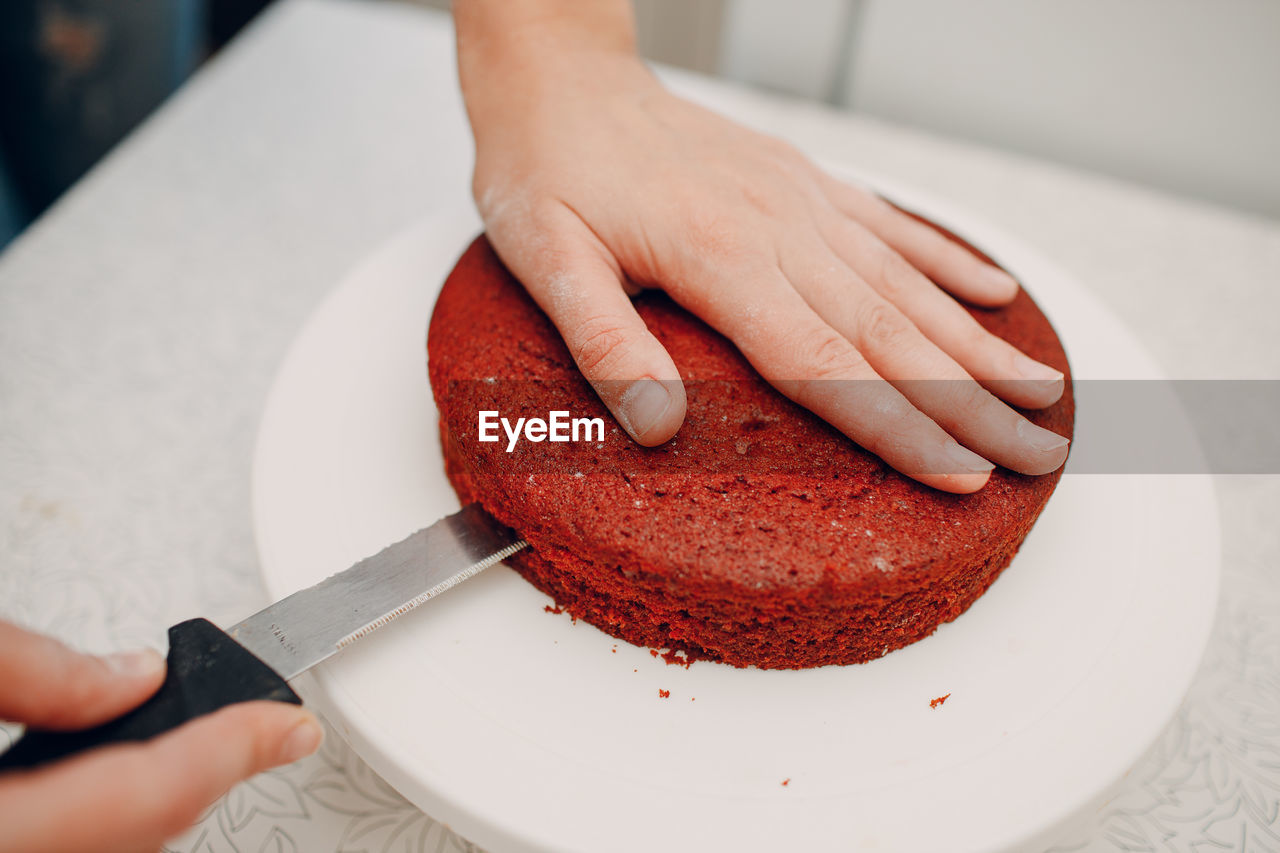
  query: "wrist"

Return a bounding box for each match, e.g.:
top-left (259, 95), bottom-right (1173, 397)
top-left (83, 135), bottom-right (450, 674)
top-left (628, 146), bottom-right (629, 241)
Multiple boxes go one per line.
top-left (454, 0), bottom-right (650, 129)
top-left (455, 0), bottom-right (638, 61)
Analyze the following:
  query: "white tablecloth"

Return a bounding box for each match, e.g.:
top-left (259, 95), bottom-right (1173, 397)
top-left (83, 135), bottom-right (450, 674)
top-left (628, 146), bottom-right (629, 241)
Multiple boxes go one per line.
top-left (1, 1), bottom-right (1276, 850)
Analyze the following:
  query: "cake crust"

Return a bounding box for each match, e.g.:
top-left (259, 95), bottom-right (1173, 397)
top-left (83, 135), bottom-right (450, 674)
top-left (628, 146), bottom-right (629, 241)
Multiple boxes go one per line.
top-left (428, 231), bottom-right (1074, 669)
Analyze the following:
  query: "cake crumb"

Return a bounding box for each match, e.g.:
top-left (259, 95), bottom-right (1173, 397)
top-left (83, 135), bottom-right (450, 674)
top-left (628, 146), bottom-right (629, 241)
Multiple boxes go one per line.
top-left (658, 689), bottom-right (670, 699)
top-left (781, 778), bottom-right (790, 787)
top-left (930, 693), bottom-right (951, 709)
top-left (544, 604), bottom-right (564, 615)
top-left (660, 648), bottom-right (693, 668)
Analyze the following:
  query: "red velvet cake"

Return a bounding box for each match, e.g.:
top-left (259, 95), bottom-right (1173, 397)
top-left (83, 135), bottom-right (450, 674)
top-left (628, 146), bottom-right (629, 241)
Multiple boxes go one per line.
top-left (427, 230), bottom-right (1074, 669)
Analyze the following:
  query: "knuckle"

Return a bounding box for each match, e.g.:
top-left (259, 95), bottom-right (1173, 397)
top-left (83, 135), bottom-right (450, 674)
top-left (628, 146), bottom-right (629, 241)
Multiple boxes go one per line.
top-left (570, 315), bottom-right (631, 375)
top-left (958, 393), bottom-right (1002, 438)
top-left (947, 380), bottom-right (989, 415)
top-left (855, 301), bottom-right (911, 352)
top-left (931, 380), bottom-right (996, 433)
top-left (804, 332), bottom-right (867, 380)
top-left (873, 248), bottom-right (918, 299)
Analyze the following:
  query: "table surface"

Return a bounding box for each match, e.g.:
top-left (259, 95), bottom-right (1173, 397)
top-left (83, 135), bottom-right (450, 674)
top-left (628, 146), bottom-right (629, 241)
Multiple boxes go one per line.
top-left (1, 1), bottom-right (1276, 851)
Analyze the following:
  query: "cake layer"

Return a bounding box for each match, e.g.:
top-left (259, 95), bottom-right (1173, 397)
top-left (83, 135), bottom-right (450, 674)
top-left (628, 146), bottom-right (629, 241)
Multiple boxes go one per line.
top-left (428, 231), bottom-right (1073, 669)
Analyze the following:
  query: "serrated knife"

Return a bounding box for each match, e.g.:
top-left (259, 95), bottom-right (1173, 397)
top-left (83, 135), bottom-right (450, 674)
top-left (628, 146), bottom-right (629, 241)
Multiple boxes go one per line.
top-left (0, 503), bottom-right (525, 771)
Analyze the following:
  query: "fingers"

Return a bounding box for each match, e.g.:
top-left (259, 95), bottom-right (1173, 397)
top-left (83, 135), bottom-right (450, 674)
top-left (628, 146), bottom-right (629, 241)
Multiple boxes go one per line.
top-left (0, 621), bottom-right (165, 731)
top-left (487, 201), bottom-right (686, 446)
top-left (819, 175), bottom-right (1019, 307)
top-left (473, 165), bottom-right (1065, 486)
top-left (675, 262), bottom-right (994, 493)
top-left (779, 244), bottom-right (1069, 476)
top-left (820, 216), bottom-right (1065, 410)
top-left (0, 702), bottom-right (322, 853)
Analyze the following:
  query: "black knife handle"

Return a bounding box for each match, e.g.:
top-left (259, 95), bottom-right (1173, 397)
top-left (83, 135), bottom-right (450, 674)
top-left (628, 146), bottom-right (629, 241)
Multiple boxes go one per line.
top-left (0, 618), bottom-right (300, 772)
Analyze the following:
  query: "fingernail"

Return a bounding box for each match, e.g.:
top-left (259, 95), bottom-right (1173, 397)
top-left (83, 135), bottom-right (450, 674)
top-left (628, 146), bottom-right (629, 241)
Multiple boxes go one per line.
top-left (943, 439), bottom-right (994, 473)
top-left (278, 716), bottom-right (324, 764)
top-left (104, 648), bottom-right (164, 679)
top-left (1016, 418), bottom-right (1070, 452)
top-left (1013, 353), bottom-right (1064, 383)
top-left (619, 379), bottom-right (673, 440)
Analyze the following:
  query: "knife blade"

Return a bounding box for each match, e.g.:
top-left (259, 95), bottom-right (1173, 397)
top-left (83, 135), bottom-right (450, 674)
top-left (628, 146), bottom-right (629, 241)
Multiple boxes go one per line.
top-left (230, 503), bottom-right (526, 680)
top-left (0, 503), bottom-right (526, 771)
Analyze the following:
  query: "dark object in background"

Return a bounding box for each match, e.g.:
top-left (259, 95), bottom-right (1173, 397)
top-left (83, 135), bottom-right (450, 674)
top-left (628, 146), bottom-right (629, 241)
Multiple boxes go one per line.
top-left (0, 0), bottom-right (272, 246)
top-left (209, 0), bottom-right (273, 51)
top-left (0, 1), bottom-right (201, 218)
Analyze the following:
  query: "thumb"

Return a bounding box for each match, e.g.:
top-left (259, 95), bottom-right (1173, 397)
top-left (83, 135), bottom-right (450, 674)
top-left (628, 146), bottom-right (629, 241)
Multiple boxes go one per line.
top-left (0, 620), bottom-right (165, 731)
top-left (492, 204), bottom-right (686, 445)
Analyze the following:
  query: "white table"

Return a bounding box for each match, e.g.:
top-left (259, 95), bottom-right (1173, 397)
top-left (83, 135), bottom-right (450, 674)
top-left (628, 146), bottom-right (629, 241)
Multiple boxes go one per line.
top-left (1, 1), bottom-right (1276, 850)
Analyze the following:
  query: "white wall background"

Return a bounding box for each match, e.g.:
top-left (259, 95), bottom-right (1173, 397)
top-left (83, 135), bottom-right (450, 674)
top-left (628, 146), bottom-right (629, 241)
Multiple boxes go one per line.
top-left (719, 0), bottom-right (1280, 219)
top-left (408, 0), bottom-right (1279, 218)
top-left (719, 0), bottom-right (854, 102)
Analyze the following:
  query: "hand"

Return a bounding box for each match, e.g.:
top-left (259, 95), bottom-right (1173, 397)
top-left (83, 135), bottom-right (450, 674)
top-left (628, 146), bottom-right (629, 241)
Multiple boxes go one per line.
top-left (0, 620), bottom-right (323, 853)
top-left (455, 1), bottom-right (1069, 493)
